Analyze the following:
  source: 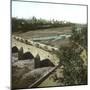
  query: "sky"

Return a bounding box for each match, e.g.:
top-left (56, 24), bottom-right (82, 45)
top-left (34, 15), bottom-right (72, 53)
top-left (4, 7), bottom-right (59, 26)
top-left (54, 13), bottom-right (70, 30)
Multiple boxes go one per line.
top-left (12, 0), bottom-right (87, 24)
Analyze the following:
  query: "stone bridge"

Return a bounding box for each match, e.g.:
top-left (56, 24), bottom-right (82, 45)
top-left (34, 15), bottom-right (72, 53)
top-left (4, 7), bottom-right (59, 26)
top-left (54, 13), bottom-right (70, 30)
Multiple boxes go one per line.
top-left (12, 35), bottom-right (60, 65)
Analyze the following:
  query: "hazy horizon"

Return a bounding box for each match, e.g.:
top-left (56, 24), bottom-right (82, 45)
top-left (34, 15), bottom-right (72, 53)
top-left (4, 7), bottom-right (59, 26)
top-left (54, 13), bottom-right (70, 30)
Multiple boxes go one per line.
top-left (12, 1), bottom-right (87, 24)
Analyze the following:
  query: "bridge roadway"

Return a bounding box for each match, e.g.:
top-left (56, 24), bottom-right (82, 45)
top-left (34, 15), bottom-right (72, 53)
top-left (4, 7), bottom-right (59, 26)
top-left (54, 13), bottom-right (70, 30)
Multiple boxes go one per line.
top-left (12, 36), bottom-right (59, 65)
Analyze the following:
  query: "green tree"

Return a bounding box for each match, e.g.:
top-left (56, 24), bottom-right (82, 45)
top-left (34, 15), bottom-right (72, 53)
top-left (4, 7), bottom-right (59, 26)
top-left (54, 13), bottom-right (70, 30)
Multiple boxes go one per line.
top-left (58, 45), bottom-right (87, 86)
top-left (70, 26), bottom-right (87, 48)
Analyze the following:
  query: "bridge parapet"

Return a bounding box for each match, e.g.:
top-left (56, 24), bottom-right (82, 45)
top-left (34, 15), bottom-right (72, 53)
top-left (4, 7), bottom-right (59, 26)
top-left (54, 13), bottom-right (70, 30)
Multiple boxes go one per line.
top-left (13, 35), bottom-right (59, 53)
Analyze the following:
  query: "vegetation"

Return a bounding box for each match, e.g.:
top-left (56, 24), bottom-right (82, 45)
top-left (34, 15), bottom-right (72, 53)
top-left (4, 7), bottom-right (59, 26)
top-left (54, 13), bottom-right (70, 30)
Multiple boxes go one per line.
top-left (57, 26), bottom-right (87, 86)
top-left (58, 46), bottom-right (87, 85)
top-left (70, 25), bottom-right (87, 49)
top-left (12, 16), bottom-right (74, 32)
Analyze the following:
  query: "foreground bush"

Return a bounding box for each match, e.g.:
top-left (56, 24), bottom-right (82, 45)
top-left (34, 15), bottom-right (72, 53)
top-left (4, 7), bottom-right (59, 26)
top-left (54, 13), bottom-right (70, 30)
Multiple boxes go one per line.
top-left (57, 45), bottom-right (87, 86)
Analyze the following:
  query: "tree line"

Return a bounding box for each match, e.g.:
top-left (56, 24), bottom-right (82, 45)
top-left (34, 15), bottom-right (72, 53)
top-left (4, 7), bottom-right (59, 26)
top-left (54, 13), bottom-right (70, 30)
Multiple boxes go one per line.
top-left (12, 16), bottom-right (74, 32)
